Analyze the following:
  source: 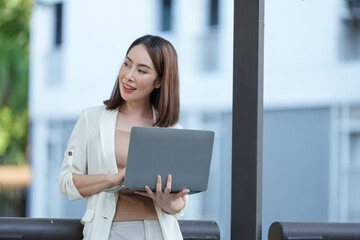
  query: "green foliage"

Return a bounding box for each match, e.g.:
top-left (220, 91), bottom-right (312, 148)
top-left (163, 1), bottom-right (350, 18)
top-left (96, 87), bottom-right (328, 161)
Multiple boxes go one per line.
top-left (0, 0), bottom-right (32, 165)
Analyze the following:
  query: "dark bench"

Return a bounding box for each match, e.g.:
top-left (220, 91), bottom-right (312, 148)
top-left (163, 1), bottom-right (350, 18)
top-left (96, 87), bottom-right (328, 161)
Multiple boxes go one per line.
top-left (268, 221), bottom-right (360, 240)
top-left (0, 218), bottom-right (220, 240)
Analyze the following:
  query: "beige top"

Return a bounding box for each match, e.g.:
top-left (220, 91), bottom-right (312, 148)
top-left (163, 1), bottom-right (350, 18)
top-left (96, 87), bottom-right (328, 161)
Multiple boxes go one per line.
top-left (113, 129), bottom-right (157, 222)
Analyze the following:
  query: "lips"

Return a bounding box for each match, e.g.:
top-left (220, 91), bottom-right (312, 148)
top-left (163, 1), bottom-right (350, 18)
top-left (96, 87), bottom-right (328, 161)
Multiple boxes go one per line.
top-left (123, 83), bottom-right (137, 93)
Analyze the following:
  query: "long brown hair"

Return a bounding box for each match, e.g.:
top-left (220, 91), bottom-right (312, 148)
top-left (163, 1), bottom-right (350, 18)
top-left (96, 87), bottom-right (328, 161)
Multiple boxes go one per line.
top-left (103, 35), bottom-right (180, 127)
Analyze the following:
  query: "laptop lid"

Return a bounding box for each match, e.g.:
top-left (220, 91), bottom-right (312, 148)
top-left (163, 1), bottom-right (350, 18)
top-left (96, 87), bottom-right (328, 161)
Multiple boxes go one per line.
top-left (122, 126), bottom-right (215, 194)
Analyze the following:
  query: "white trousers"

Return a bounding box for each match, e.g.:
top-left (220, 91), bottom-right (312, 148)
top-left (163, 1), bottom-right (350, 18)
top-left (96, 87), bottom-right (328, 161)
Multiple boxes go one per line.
top-left (108, 220), bottom-right (164, 240)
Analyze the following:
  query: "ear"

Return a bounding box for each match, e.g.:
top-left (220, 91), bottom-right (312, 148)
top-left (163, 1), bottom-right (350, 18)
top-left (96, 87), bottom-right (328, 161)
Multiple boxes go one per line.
top-left (154, 79), bottom-right (162, 89)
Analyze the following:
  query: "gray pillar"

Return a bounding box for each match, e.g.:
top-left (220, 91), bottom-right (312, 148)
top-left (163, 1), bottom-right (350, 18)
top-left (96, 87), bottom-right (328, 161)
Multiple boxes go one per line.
top-left (232, 0), bottom-right (264, 239)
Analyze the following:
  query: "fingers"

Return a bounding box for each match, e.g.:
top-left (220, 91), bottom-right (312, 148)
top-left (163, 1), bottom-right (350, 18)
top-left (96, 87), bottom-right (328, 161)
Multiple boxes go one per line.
top-left (135, 186), bottom-right (154, 198)
top-left (156, 175), bottom-right (162, 194)
top-left (164, 174), bottom-right (172, 195)
top-left (134, 190), bottom-right (149, 197)
top-left (145, 185), bottom-right (155, 198)
top-left (173, 189), bottom-right (190, 198)
top-left (139, 175), bottom-right (189, 199)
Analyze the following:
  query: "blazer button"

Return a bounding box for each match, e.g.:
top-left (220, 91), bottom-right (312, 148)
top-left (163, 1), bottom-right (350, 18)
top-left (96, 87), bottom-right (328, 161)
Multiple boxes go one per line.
top-left (68, 151), bottom-right (73, 156)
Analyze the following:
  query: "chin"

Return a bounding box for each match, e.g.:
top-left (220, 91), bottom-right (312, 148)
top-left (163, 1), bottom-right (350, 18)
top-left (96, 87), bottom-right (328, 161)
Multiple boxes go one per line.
top-left (119, 90), bottom-right (128, 101)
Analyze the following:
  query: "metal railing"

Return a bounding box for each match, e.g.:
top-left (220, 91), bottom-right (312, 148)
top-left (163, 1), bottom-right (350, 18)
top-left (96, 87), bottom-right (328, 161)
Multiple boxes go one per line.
top-left (268, 221), bottom-right (360, 240)
top-left (0, 218), bottom-right (220, 240)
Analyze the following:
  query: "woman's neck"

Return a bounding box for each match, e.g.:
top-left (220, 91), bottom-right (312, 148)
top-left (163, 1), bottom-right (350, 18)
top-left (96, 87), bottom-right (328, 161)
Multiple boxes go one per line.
top-left (120, 101), bottom-right (153, 119)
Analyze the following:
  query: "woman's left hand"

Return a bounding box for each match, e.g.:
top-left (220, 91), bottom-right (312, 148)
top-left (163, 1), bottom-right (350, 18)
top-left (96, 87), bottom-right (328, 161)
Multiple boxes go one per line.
top-left (135, 174), bottom-right (190, 215)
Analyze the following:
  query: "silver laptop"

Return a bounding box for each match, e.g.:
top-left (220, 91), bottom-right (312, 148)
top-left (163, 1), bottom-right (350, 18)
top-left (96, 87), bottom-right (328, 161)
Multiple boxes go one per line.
top-left (105, 126), bottom-right (214, 194)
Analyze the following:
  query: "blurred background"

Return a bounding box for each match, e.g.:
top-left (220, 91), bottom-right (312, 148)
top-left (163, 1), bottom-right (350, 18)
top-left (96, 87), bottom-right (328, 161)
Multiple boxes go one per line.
top-left (1, 0), bottom-right (360, 240)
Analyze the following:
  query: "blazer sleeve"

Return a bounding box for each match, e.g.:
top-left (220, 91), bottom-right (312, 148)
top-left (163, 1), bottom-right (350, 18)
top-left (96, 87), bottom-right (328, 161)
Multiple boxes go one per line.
top-left (57, 109), bottom-right (89, 201)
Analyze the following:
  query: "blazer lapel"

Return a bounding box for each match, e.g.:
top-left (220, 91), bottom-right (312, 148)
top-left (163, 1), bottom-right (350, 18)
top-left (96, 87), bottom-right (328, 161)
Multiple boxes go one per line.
top-left (100, 108), bottom-right (118, 174)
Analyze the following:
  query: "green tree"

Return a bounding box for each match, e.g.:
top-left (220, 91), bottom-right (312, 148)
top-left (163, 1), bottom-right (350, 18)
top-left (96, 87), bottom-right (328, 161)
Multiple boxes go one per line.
top-left (0, 0), bottom-right (32, 165)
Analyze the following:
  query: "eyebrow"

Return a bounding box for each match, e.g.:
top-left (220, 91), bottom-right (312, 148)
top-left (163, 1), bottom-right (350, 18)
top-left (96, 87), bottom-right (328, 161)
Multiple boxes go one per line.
top-left (126, 56), bottom-right (152, 70)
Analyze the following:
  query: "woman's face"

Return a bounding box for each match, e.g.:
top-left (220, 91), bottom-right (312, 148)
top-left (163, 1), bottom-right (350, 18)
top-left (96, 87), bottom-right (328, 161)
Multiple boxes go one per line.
top-left (118, 44), bottom-right (160, 105)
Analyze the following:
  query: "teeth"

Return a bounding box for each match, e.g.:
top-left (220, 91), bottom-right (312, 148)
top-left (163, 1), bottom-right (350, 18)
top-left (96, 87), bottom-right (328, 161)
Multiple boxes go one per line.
top-left (124, 84), bottom-right (136, 90)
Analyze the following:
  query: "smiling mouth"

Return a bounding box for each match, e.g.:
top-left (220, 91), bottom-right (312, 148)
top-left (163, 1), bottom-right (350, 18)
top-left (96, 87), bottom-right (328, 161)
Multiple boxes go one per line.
top-left (123, 83), bottom-right (137, 90)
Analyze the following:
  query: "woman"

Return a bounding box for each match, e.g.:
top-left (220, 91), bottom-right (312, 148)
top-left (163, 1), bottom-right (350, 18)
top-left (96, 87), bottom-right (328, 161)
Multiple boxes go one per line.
top-left (57, 35), bottom-right (189, 240)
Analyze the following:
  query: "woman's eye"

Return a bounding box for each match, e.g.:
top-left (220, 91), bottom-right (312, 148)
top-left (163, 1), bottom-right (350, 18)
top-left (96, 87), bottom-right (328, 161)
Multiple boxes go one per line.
top-left (138, 69), bottom-right (146, 74)
top-left (123, 62), bottom-right (129, 67)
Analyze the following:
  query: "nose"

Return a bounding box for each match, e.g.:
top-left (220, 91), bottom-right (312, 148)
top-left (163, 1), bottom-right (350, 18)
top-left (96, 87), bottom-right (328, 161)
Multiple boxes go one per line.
top-left (124, 68), bottom-right (135, 81)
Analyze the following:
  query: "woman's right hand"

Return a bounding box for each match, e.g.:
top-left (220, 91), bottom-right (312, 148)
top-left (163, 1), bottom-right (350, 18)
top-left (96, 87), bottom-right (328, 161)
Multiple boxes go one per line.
top-left (110, 168), bottom-right (126, 186)
top-left (73, 168), bottom-right (126, 197)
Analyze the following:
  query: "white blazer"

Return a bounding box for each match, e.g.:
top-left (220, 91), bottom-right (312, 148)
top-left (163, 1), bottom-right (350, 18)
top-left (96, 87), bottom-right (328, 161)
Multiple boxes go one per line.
top-left (57, 105), bottom-right (187, 240)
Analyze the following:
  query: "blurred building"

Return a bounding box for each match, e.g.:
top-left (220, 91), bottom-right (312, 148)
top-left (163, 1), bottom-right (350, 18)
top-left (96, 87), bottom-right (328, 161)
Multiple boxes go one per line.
top-left (262, 0), bottom-right (360, 237)
top-left (28, 0), bottom-right (360, 239)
